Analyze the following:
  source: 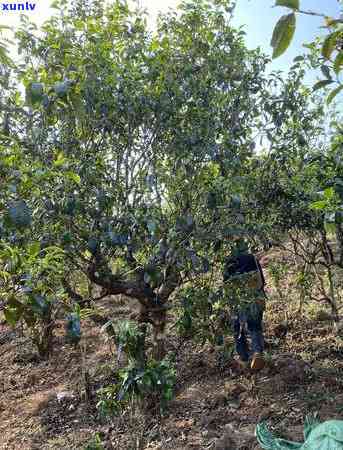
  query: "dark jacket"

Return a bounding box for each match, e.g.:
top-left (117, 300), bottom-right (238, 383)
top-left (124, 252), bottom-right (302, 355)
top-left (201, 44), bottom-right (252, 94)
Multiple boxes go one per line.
top-left (223, 253), bottom-right (265, 287)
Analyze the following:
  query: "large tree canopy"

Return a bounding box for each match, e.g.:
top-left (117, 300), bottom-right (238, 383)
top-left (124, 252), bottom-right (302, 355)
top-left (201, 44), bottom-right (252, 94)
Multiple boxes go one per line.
top-left (0, 0), bottom-right (332, 358)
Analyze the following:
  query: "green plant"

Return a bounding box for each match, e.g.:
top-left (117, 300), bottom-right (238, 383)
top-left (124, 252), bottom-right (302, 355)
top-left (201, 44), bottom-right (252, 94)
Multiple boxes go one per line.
top-left (268, 261), bottom-right (289, 301)
top-left (294, 264), bottom-right (316, 314)
top-left (114, 320), bottom-right (146, 365)
top-left (96, 385), bottom-right (121, 419)
top-left (84, 433), bottom-right (106, 450)
top-left (175, 283), bottom-right (232, 346)
top-left (0, 243), bottom-right (66, 357)
top-left (121, 359), bottom-right (176, 409)
top-left (96, 358), bottom-right (176, 417)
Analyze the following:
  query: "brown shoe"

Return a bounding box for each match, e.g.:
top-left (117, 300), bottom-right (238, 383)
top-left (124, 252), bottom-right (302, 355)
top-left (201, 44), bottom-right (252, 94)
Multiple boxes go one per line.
top-left (251, 353), bottom-right (265, 371)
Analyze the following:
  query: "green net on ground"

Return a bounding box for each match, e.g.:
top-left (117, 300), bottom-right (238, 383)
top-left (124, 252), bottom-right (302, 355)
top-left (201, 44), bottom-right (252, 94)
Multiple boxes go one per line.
top-left (256, 417), bottom-right (343, 450)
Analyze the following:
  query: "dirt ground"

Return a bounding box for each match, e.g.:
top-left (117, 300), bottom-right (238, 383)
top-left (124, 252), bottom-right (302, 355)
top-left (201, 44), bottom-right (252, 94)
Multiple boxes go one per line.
top-left (1, 252), bottom-right (343, 450)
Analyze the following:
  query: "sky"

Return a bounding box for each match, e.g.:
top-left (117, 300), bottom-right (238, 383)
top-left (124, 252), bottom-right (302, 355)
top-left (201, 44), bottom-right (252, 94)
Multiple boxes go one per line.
top-left (0, 0), bottom-right (342, 85)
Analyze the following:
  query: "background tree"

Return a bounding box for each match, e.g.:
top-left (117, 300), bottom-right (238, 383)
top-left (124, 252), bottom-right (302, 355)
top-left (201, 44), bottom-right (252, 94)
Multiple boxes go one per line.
top-left (247, 69), bottom-right (343, 323)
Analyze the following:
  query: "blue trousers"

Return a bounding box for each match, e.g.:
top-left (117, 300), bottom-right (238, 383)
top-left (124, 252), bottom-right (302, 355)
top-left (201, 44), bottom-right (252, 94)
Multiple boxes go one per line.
top-left (233, 304), bottom-right (264, 361)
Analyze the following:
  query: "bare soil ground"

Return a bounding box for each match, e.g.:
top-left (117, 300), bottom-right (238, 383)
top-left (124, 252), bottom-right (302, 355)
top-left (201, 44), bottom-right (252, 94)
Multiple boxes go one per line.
top-left (1, 250), bottom-right (343, 450)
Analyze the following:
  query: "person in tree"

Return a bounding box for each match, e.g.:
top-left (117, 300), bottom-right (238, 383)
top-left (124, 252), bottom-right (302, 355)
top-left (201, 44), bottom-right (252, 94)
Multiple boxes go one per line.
top-left (223, 239), bottom-right (267, 371)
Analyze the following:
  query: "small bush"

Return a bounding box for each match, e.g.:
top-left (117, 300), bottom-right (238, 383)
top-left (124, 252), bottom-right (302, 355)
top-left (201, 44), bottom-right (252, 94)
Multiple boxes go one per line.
top-left (84, 433), bottom-right (105, 450)
top-left (96, 357), bottom-right (176, 418)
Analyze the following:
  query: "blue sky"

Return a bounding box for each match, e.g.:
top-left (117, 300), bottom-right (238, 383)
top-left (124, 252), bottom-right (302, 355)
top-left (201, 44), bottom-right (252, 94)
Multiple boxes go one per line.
top-left (1, 0), bottom-right (342, 85)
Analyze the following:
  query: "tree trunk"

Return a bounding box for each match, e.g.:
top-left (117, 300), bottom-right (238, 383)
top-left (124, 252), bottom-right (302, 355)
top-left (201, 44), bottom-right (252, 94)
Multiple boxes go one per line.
top-left (152, 310), bottom-right (167, 361)
top-left (35, 318), bottom-right (54, 359)
top-left (335, 218), bottom-right (343, 267)
top-left (327, 266), bottom-right (340, 324)
top-left (136, 322), bottom-right (147, 368)
top-left (137, 302), bottom-right (167, 361)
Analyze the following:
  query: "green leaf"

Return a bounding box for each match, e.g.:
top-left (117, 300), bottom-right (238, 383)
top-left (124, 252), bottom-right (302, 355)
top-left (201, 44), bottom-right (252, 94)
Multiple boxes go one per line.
top-left (327, 85), bottom-right (343, 105)
top-left (29, 294), bottom-right (49, 317)
top-left (8, 200), bottom-right (32, 228)
top-left (65, 171), bottom-right (81, 184)
top-left (4, 307), bottom-right (22, 326)
top-left (312, 80), bottom-right (334, 91)
top-left (54, 81), bottom-right (70, 97)
top-left (62, 232), bottom-right (72, 244)
top-left (333, 52), bottom-right (343, 75)
top-left (271, 13), bottom-right (296, 59)
top-left (321, 32), bottom-right (340, 60)
top-left (64, 197), bottom-right (76, 215)
top-left (53, 152), bottom-right (66, 167)
top-left (28, 241), bottom-right (40, 257)
top-left (309, 200), bottom-right (327, 210)
top-left (70, 93), bottom-right (85, 118)
top-left (324, 16), bottom-right (340, 27)
top-left (147, 220), bottom-right (157, 233)
top-left (87, 237), bottom-right (99, 254)
top-left (320, 65), bottom-right (331, 80)
top-left (275, 0), bottom-right (299, 9)
top-left (293, 55), bottom-right (304, 62)
top-left (324, 187), bottom-right (334, 200)
top-left (26, 82), bottom-right (44, 106)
